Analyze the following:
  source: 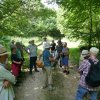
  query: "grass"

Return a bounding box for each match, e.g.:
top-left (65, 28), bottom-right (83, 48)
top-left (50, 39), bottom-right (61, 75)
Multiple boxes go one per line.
top-left (69, 48), bottom-right (80, 66)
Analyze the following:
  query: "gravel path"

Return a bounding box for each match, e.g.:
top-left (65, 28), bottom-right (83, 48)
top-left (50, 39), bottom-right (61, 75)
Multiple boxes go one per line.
top-left (14, 67), bottom-right (79, 100)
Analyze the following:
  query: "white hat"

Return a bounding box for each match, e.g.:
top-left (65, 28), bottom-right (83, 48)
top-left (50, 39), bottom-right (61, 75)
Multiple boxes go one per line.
top-left (81, 50), bottom-right (89, 58)
top-left (44, 43), bottom-right (51, 49)
top-left (80, 50), bottom-right (89, 60)
top-left (0, 44), bottom-right (8, 56)
top-left (90, 47), bottom-right (99, 55)
top-left (81, 50), bottom-right (89, 55)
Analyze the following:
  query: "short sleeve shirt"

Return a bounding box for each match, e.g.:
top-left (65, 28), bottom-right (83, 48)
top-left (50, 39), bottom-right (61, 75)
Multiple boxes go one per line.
top-left (27, 44), bottom-right (37, 57)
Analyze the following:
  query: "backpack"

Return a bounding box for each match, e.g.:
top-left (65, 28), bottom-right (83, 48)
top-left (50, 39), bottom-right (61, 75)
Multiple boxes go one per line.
top-left (85, 59), bottom-right (100, 87)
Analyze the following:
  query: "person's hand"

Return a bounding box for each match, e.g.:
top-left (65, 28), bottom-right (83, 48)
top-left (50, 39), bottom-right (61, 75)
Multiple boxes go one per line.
top-left (3, 80), bottom-right (10, 88)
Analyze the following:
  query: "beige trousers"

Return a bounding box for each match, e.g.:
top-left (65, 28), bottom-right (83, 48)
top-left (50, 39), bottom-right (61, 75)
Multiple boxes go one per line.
top-left (44, 67), bottom-right (53, 86)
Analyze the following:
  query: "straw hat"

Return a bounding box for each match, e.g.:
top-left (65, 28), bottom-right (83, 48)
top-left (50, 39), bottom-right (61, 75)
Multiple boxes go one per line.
top-left (0, 44), bottom-right (8, 56)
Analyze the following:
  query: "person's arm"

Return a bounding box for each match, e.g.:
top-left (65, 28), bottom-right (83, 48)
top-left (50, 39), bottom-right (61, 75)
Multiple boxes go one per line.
top-left (12, 60), bottom-right (21, 64)
top-left (78, 60), bottom-right (89, 75)
top-left (12, 55), bottom-right (22, 64)
top-left (0, 68), bottom-right (16, 84)
top-left (24, 46), bottom-right (30, 55)
top-left (37, 42), bottom-right (43, 46)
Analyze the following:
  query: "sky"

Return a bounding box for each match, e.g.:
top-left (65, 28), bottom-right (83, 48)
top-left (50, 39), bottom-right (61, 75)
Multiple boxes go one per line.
top-left (41, 0), bottom-right (58, 10)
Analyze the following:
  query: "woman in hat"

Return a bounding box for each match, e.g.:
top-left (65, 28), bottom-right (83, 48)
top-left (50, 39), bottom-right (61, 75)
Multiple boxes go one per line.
top-left (42, 43), bottom-right (54, 90)
top-left (0, 44), bottom-right (15, 100)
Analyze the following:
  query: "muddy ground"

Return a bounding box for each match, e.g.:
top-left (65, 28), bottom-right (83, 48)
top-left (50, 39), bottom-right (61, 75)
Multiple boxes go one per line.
top-left (14, 66), bottom-right (80, 100)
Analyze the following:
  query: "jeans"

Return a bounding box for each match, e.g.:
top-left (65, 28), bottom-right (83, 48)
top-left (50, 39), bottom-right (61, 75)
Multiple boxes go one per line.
top-left (30, 56), bottom-right (37, 72)
top-left (75, 85), bottom-right (98, 100)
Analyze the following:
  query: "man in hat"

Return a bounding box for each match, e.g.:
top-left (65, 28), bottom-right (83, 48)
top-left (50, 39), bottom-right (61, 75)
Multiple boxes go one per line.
top-left (0, 44), bottom-right (15, 100)
top-left (76, 47), bottom-right (99, 100)
top-left (79, 50), bottom-right (89, 66)
top-left (38, 37), bottom-right (49, 50)
top-left (42, 42), bottom-right (55, 90)
top-left (26, 40), bottom-right (39, 74)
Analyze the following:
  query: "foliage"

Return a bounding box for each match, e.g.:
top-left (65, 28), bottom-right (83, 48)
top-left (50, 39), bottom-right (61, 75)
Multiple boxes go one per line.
top-left (69, 48), bottom-right (80, 66)
top-left (49, 28), bottom-right (65, 39)
top-left (54, 0), bottom-right (100, 48)
top-left (0, 0), bottom-right (57, 37)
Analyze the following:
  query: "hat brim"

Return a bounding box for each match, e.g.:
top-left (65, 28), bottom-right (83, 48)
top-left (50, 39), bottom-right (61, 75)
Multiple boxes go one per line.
top-left (45, 46), bottom-right (52, 49)
top-left (0, 52), bottom-right (8, 56)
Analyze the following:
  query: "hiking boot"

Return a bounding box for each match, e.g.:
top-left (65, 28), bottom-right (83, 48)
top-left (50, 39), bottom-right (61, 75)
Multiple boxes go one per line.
top-left (35, 70), bottom-right (39, 72)
top-left (66, 71), bottom-right (70, 75)
top-left (63, 70), bottom-right (67, 73)
top-left (29, 71), bottom-right (32, 75)
top-left (42, 85), bottom-right (48, 89)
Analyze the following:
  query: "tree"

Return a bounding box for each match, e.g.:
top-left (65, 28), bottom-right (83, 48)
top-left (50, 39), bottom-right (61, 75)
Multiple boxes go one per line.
top-left (0, 0), bottom-right (56, 37)
top-left (55, 0), bottom-right (100, 48)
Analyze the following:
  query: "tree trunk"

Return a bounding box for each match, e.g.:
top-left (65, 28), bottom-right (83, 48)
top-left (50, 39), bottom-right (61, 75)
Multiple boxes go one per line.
top-left (89, 0), bottom-right (92, 48)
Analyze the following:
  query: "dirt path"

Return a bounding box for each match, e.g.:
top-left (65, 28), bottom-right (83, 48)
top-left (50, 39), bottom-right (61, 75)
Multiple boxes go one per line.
top-left (14, 67), bottom-right (79, 100)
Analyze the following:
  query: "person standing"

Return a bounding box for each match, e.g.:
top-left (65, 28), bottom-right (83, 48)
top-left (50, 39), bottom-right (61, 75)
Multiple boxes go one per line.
top-left (51, 40), bottom-right (56, 51)
top-left (0, 44), bottom-right (15, 100)
top-left (16, 42), bottom-right (23, 74)
top-left (75, 47), bottom-right (99, 100)
top-left (11, 46), bottom-right (21, 77)
top-left (61, 42), bottom-right (69, 74)
top-left (26, 40), bottom-right (39, 74)
top-left (56, 39), bottom-right (63, 67)
top-left (43, 43), bottom-right (54, 90)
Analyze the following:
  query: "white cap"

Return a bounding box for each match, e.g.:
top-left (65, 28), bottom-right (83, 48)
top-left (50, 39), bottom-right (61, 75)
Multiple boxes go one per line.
top-left (81, 50), bottom-right (89, 55)
top-left (90, 47), bottom-right (99, 55)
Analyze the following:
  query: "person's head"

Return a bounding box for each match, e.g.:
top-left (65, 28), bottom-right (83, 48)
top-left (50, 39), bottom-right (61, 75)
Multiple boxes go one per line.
top-left (29, 40), bottom-right (34, 45)
top-left (80, 50), bottom-right (89, 60)
top-left (0, 44), bottom-right (8, 65)
top-left (12, 46), bottom-right (17, 54)
top-left (63, 42), bottom-right (67, 47)
top-left (16, 42), bottom-right (21, 48)
top-left (11, 40), bottom-right (15, 44)
top-left (52, 40), bottom-right (54, 43)
top-left (90, 47), bottom-right (99, 57)
top-left (43, 37), bottom-right (47, 41)
top-left (57, 39), bottom-right (62, 45)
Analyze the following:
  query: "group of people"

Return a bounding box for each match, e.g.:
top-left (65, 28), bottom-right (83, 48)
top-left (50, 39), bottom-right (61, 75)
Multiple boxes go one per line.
top-left (0, 37), bottom-right (100, 100)
top-left (25, 38), bottom-right (70, 90)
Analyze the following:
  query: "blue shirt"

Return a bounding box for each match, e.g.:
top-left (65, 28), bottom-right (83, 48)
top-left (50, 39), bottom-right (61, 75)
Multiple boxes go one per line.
top-left (27, 44), bottom-right (37, 57)
top-left (43, 49), bottom-right (51, 67)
